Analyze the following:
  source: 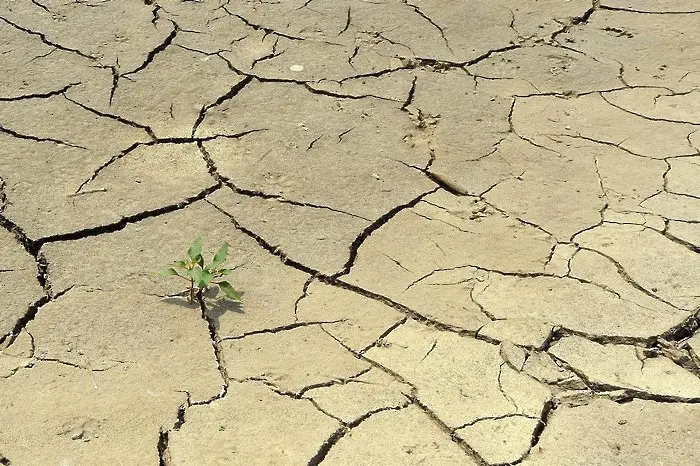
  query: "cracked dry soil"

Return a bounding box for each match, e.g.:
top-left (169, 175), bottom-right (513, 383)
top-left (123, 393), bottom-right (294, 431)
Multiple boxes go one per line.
top-left (1, 0), bottom-right (699, 465)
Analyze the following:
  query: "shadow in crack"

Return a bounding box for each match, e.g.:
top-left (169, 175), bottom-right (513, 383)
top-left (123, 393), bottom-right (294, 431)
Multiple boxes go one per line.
top-left (158, 288), bottom-right (245, 330)
top-left (203, 289), bottom-right (245, 330)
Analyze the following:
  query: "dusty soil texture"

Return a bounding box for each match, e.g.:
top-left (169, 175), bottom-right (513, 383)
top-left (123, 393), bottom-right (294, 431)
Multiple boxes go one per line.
top-left (1, 0), bottom-right (700, 465)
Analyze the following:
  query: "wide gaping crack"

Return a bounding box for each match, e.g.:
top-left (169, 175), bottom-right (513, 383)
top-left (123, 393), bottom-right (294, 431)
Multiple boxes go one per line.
top-left (0, 176), bottom-right (6, 214)
top-left (548, 350), bottom-right (700, 403)
top-left (550, 1), bottom-right (598, 42)
top-left (599, 4), bottom-right (700, 14)
top-left (157, 396), bottom-right (188, 466)
top-left (0, 285), bottom-right (73, 348)
top-left (157, 287), bottom-right (231, 464)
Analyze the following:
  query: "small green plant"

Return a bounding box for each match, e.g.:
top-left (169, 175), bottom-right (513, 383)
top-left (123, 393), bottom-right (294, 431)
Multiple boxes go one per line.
top-left (158, 237), bottom-right (241, 304)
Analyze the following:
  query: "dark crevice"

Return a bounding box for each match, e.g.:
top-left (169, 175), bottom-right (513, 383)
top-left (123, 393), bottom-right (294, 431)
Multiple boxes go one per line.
top-left (555, 361), bottom-right (700, 404)
top-left (465, 44), bottom-right (521, 67)
top-left (191, 76), bottom-right (254, 137)
top-left (0, 282), bottom-right (71, 349)
top-left (122, 20), bottom-right (178, 78)
top-left (0, 176), bottom-right (6, 214)
top-left (327, 277), bottom-right (482, 340)
top-left (221, 321), bottom-right (345, 342)
top-left (511, 400), bottom-right (556, 465)
top-left (298, 366), bottom-right (373, 398)
top-left (106, 65), bottom-right (120, 105)
top-left (338, 7), bottom-right (351, 36)
top-left (454, 412), bottom-right (537, 430)
top-left (405, 1), bottom-right (451, 52)
top-left (294, 276), bottom-right (316, 321)
top-left (662, 308), bottom-right (700, 342)
top-left (336, 66), bottom-right (407, 83)
top-left (75, 130), bottom-right (260, 192)
top-left (306, 134), bottom-right (323, 151)
top-left (307, 402), bottom-right (412, 465)
top-left (0, 214), bottom-right (75, 345)
top-left (320, 326), bottom-right (419, 390)
top-left (661, 227), bottom-right (700, 255)
top-left (574, 246), bottom-right (682, 311)
top-left (302, 83), bottom-right (394, 101)
top-left (30, 0), bottom-right (54, 15)
top-left (332, 188), bottom-right (439, 278)
top-left (250, 38), bottom-right (282, 69)
top-left (63, 94), bottom-right (157, 139)
top-left (0, 83), bottom-right (79, 102)
top-left (0, 125), bottom-right (87, 149)
top-left (399, 56), bottom-right (466, 72)
top-left (157, 429), bottom-right (170, 466)
top-left (599, 5), bottom-right (700, 14)
top-left (0, 16), bottom-right (94, 60)
top-left (554, 133), bottom-right (689, 160)
top-left (306, 426), bottom-right (348, 466)
top-left (423, 171), bottom-right (468, 195)
top-left (198, 142), bottom-right (371, 221)
top-left (151, 4), bottom-right (162, 26)
top-left (359, 317), bottom-right (409, 354)
top-left (206, 200), bottom-right (320, 276)
top-left (411, 396), bottom-right (489, 466)
top-left (401, 76), bottom-right (418, 110)
top-left (28, 185), bottom-right (220, 252)
top-left (224, 10), bottom-right (305, 41)
top-left (600, 92), bottom-right (700, 125)
top-left (547, 324), bottom-right (653, 347)
top-left (194, 293), bottom-right (230, 403)
top-left (75, 141), bottom-right (143, 192)
top-left (0, 295), bottom-right (50, 347)
top-left (551, 3), bottom-right (597, 41)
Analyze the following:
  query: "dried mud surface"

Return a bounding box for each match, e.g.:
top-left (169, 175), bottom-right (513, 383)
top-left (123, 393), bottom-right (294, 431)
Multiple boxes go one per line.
top-left (1, 1), bottom-right (699, 465)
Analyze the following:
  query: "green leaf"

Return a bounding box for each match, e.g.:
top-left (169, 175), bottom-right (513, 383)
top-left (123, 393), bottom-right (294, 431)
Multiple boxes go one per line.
top-left (216, 268), bottom-right (235, 276)
top-left (175, 260), bottom-right (189, 268)
top-left (211, 243), bottom-right (229, 269)
top-left (187, 237), bottom-right (203, 261)
top-left (187, 266), bottom-right (203, 283)
top-left (195, 254), bottom-right (204, 269)
top-left (199, 270), bottom-right (214, 289)
top-left (217, 281), bottom-right (241, 301)
top-left (158, 268), bottom-right (180, 277)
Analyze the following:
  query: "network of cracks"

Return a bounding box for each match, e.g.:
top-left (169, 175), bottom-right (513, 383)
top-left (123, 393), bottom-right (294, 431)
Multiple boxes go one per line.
top-left (1, 0), bottom-right (700, 465)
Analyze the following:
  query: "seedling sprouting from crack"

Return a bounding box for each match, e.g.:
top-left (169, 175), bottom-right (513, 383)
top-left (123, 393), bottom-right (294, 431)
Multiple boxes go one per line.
top-left (158, 237), bottom-right (241, 304)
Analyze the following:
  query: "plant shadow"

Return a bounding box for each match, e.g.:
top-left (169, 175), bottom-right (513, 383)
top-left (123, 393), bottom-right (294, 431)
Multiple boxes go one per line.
top-left (158, 287), bottom-right (245, 331)
top-left (160, 295), bottom-right (199, 309)
top-left (203, 288), bottom-right (245, 331)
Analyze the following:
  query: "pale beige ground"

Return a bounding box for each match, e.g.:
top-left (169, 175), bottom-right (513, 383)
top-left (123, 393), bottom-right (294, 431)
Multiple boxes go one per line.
top-left (1, 1), bottom-right (699, 465)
